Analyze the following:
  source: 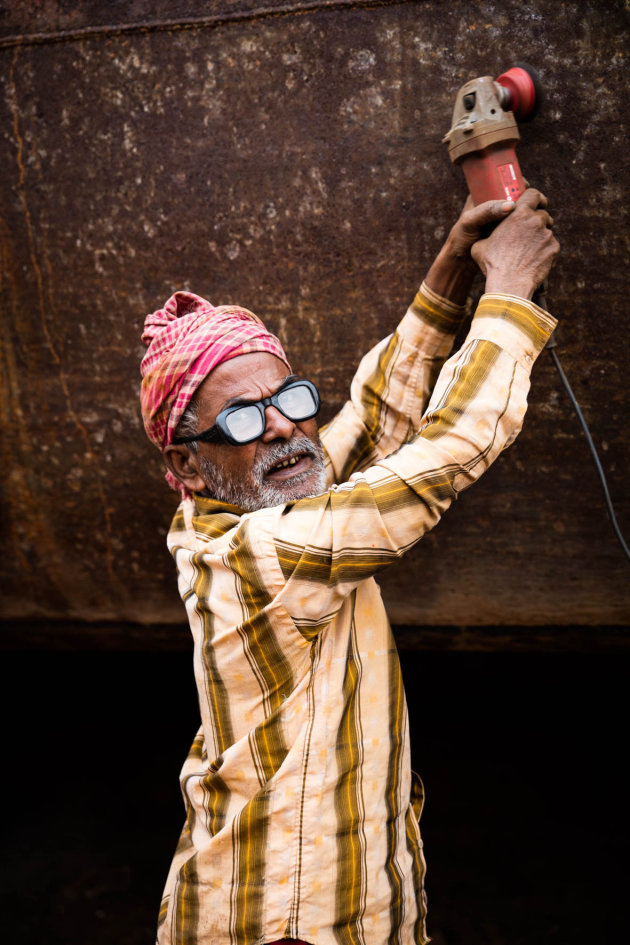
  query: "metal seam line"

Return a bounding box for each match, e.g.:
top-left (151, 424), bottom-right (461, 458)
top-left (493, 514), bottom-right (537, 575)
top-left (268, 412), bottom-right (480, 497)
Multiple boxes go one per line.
top-left (0, 0), bottom-right (412, 50)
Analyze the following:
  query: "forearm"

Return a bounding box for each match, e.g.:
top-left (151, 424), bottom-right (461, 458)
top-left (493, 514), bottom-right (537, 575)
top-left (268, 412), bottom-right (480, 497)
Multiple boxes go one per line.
top-left (320, 194), bottom-right (552, 482)
top-left (424, 198), bottom-right (520, 306)
top-left (321, 283), bottom-right (467, 482)
top-left (383, 293), bottom-right (557, 497)
top-left (423, 237), bottom-right (478, 306)
top-left (273, 294), bottom-right (556, 627)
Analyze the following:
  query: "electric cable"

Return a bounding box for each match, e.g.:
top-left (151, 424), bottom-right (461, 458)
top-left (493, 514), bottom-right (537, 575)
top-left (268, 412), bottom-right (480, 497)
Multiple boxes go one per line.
top-left (546, 339), bottom-right (630, 564)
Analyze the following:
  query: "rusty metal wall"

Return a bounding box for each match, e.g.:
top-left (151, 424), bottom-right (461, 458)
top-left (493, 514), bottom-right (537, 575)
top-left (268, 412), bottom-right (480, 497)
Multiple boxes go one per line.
top-left (1, 0), bottom-right (628, 639)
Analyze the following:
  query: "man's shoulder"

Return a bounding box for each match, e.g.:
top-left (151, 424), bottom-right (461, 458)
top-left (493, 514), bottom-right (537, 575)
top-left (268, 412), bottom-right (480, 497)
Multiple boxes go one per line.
top-left (168, 495), bottom-right (243, 546)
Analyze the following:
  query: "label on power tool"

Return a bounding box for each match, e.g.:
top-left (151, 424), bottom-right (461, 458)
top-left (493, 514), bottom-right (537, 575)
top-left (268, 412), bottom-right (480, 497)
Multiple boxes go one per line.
top-left (498, 163), bottom-right (521, 201)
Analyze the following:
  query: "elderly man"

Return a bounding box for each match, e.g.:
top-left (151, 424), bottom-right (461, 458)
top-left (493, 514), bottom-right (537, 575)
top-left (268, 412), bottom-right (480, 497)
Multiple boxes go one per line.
top-left (140, 190), bottom-right (558, 945)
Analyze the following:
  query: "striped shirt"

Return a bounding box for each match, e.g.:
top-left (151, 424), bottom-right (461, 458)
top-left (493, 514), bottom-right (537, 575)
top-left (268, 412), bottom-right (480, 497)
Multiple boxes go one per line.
top-left (158, 283), bottom-right (556, 945)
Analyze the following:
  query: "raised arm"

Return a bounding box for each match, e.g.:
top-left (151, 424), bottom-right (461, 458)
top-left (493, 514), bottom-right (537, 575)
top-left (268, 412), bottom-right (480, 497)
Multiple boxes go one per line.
top-left (174, 190), bottom-right (559, 632)
top-left (270, 190), bottom-right (559, 624)
top-left (319, 198), bottom-right (533, 484)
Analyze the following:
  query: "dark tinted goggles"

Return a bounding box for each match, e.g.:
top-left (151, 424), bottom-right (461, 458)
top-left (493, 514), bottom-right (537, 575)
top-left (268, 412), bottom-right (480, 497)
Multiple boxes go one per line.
top-left (174, 379), bottom-right (321, 447)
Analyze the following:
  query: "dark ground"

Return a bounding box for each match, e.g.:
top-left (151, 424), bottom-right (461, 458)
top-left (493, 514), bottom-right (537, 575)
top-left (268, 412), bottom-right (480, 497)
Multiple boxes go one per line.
top-left (2, 645), bottom-right (627, 944)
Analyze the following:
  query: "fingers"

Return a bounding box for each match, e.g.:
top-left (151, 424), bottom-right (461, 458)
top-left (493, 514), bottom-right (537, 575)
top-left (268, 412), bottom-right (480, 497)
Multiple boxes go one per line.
top-left (475, 196), bottom-right (560, 297)
top-left (448, 188), bottom-right (554, 270)
top-left (538, 209), bottom-right (554, 228)
top-left (463, 198), bottom-right (515, 229)
top-left (466, 188), bottom-right (548, 227)
top-left (503, 189), bottom-right (554, 228)
top-left (517, 187), bottom-right (548, 210)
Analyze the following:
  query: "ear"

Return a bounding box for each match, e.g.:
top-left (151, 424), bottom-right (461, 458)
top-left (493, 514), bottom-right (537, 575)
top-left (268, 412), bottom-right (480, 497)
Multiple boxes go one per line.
top-left (163, 444), bottom-right (207, 494)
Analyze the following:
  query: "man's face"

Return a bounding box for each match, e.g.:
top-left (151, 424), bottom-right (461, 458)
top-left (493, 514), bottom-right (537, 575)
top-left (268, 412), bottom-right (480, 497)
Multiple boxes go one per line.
top-left (178, 351), bottom-right (326, 511)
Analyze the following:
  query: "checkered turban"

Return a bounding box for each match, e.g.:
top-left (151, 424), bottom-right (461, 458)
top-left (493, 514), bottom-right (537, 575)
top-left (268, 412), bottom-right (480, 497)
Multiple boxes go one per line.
top-left (140, 291), bottom-right (290, 491)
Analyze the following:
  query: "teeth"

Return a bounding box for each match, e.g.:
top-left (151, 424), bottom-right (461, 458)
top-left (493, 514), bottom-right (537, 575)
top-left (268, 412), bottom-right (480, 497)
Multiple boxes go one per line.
top-left (272, 456), bottom-right (300, 472)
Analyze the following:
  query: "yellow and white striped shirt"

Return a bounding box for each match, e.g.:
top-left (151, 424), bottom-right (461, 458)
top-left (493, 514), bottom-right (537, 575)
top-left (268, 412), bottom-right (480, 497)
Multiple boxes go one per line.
top-left (159, 284), bottom-right (556, 945)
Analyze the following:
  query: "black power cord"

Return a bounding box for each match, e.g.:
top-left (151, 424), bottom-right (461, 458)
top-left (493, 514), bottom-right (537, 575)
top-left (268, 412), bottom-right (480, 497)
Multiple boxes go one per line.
top-left (545, 331), bottom-right (630, 564)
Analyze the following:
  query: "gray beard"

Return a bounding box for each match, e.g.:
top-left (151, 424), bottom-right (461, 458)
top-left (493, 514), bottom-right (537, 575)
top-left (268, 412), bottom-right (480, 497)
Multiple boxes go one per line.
top-left (197, 434), bottom-right (327, 512)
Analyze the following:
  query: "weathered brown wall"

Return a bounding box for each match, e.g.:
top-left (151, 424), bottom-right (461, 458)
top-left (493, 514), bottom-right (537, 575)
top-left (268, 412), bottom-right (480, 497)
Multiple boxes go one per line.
top-left (1, 0), bottom-right (629, 640)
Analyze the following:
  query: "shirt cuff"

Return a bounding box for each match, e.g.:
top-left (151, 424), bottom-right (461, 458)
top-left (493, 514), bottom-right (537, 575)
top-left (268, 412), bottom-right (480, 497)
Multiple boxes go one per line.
top-left (468, 293), bottom-right (558, 369)
top-left (397, 281), bottom-right (468, 358)
top-left (411, 281), bottom-right (467, 332)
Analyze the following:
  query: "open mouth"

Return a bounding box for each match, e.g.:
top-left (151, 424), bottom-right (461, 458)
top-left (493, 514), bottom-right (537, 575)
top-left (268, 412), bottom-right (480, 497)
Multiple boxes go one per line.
top-left (265, 451), bottom-right (312, 480)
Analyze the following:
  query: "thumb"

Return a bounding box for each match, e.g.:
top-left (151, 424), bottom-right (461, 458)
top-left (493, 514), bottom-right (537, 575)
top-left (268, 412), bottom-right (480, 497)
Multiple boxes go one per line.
top-left (466, 199), bottom-right (515, 229)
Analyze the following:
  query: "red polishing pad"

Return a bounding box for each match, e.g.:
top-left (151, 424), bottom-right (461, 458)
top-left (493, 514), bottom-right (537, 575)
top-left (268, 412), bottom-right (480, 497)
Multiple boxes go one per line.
top-left (496, 65), bottom-right (541, 121)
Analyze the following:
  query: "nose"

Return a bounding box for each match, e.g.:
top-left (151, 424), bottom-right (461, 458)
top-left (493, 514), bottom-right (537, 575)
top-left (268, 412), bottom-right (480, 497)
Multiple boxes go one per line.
top-left (261, 405), bottom-right (295, 442)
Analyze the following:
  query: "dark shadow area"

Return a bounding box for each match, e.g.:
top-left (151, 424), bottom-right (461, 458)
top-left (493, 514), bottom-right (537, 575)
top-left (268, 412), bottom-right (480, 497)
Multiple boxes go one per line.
top-left (2, 647), bottom-right (627, 943)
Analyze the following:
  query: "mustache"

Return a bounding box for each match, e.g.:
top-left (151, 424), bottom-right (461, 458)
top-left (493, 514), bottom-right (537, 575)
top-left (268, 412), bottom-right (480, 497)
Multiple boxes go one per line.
top-left (255, 436), bottom-right (317, 479)
top-left (196, 432), bottom-right (326, 511)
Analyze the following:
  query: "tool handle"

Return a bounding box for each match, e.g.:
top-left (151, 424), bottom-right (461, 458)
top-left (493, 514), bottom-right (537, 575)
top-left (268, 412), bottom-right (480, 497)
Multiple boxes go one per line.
top-left (461, 143), bottom-right (527, 205)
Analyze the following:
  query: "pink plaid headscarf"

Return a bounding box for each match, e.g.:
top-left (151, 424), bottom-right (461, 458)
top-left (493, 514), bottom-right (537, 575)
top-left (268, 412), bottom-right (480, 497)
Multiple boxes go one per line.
top-left (140, 291), bottom-right (290, 492)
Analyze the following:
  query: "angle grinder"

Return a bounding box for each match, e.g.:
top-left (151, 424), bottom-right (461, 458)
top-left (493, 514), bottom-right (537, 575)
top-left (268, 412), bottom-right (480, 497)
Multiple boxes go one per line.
top-left (443, 65), bottom-right (541, 205)
top-left (443, 66), bottom-right (630, 565)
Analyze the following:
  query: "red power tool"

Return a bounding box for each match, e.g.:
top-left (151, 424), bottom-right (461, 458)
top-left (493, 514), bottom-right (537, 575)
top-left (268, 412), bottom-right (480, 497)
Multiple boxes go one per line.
top-left (443, 65), bottom-right (541, 205)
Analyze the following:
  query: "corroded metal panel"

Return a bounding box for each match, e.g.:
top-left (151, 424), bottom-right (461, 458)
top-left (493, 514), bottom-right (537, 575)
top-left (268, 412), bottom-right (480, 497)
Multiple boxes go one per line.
top-left (1, 0), bottom-right (628, 635)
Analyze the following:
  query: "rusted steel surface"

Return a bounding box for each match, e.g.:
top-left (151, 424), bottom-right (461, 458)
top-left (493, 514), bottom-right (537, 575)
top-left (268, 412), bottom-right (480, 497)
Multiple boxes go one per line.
top-left (1, 0), bottom-right (628, 638)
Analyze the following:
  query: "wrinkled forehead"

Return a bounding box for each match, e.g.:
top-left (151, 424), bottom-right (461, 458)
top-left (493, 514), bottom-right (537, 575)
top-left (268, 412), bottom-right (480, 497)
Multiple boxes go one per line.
top-left (195, 351), bottom-right (294, 420)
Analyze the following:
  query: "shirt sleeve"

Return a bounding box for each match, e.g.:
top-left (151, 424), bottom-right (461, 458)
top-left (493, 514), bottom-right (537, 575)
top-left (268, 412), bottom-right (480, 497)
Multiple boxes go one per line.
top-left (320, 282), bottom-right (468, 485)
top-left (261, 292), bottom-right (557, 631)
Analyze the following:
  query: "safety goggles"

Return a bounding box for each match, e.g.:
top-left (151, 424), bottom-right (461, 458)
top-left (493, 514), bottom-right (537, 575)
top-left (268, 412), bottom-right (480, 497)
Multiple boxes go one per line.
top-left (174, 378), bottom-right (321, 446)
